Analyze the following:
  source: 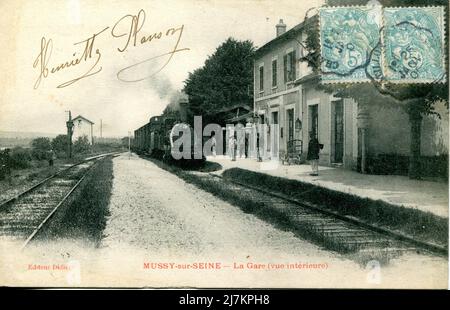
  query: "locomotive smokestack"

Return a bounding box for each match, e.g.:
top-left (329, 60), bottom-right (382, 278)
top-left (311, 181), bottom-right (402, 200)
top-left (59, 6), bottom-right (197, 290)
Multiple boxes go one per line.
top-left (179, 92), bottom-right (189, 123)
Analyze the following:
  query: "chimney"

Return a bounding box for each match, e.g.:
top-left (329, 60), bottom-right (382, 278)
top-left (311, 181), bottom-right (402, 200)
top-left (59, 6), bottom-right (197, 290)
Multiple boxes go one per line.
top-left (276, 19), bottom-right (286, 37)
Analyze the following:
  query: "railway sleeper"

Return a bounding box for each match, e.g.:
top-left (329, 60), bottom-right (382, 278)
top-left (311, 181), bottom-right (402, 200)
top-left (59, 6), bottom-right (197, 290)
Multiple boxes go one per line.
top-left (0, 212), bottom-right (51, 222)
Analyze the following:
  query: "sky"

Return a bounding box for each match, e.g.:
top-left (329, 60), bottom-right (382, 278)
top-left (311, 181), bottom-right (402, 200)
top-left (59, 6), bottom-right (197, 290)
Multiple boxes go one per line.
top-left (0, 0), bottom-right (323, 137)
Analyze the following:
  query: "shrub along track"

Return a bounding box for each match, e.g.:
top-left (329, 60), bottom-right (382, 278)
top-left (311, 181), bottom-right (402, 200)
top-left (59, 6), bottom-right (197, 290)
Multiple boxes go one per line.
top-left (0, 153), bottom-right (117, 249)
top-left (146, 157), bottom-right (447, 265)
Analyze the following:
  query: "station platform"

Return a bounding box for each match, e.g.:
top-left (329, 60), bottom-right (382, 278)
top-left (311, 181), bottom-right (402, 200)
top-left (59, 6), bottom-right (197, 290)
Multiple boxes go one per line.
top-left (207, 156), bottom-right (449, 218)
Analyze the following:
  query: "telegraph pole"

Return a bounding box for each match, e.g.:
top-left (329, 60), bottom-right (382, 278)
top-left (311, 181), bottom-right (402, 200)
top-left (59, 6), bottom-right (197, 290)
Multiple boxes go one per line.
top-left (66, 111), bottom-right (74, 159)
top-left (128, 131), bottom-right (131, 159)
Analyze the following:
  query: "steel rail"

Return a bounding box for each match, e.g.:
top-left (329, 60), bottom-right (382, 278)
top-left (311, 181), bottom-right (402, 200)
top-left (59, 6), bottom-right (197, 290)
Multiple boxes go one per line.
top-left (0, 152), bottom-right (121, 209)
top-left (19, 154), bottom-right (118, 249)
top-left (20, 164), bottom-right (94, 250)
top-left (0, 152), bottom-right (120, 249)
top-left (209, 173), bottom-right (448, 256)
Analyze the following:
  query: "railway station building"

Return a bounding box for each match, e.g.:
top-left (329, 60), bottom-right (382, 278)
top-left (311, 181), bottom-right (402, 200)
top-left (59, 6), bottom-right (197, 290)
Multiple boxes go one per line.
top-left (72, 115), bottom-right (95, 145)
top-left (253, 18), bottom-right (448, 177)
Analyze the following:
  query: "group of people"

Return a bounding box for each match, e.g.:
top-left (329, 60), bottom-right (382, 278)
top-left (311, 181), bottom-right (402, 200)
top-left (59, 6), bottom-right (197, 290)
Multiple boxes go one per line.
top-left (228, 132), bottom-right (250, 161)
top-left (210, 131), bottom-right (323, 176)
top-left (210, 132), bottom-right (250, 161)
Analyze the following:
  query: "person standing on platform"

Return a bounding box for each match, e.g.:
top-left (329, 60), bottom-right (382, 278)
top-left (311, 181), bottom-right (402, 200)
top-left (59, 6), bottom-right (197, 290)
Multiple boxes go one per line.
top-left (256, 132), bottom-right (262, 162)
top-left (307, 132), bottom-right (322, 176)
top-left (229, 132), bottom-right (237, 161)
top-left (211, 132), bottom-right (217, 157)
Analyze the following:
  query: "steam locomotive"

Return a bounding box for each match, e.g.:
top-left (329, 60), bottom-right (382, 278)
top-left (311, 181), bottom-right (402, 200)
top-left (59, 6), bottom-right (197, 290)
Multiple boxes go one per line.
top-left (133, 98), bottom-right (206, 167)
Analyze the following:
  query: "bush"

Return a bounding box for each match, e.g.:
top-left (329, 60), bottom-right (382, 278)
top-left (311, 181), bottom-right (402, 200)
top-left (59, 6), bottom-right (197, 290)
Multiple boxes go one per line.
top-left (0, 147), bottom-right (33, 179)
top-left (9, 147), bottom-right (32, 169)
top-left (73, 136), bottom-right (91, 154)
top-left (0, 149), bottom-right (11, 180)
top-left (421, 154), bottom-right (448, 180)
top-left (362, 153), bottom-right (449, 180)
top-left (31, 137), bottom-right (52, 160)
top-left (52, 134), bottom-right (68, 153)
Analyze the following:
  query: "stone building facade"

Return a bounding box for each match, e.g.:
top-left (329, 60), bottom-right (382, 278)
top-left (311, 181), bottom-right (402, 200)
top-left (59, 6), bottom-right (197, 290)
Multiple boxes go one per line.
top-left (254, 18), bottom-right (448, 175)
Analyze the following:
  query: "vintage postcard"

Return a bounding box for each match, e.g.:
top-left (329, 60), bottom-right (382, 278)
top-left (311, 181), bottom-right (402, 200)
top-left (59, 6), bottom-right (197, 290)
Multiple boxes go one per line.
top-left (0, 0), bottom-right (448, 290)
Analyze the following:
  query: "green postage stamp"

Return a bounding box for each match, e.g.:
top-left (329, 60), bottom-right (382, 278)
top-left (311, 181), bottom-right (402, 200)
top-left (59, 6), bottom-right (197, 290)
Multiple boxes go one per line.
top-left (319, 5), bottom-right (446, 83)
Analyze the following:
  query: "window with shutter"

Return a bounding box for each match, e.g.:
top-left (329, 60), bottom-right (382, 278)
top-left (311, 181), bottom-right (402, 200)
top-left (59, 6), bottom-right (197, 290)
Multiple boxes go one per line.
top-left (291, 50), bottom-right (296, 81)
top-left (272, 59), bottom-right (277, 87)
top-left (287, 53), bottom-right (292, 81)
top-left (284, 50), bottom-right (297, 83)
top-left (259, 66), bottom-right (264, 91)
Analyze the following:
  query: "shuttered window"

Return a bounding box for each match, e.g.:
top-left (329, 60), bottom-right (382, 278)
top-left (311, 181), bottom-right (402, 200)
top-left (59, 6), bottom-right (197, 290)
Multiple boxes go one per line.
top-left (272, 59), bottom-right (277, 87)
top-left (283, 50), bottom-right (296, 83)
top-left (259, 66), bottom-right (264, 91)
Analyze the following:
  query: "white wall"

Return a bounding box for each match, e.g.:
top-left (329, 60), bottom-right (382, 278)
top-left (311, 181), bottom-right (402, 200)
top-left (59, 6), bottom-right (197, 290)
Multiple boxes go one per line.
top-left (73, 119), bottom-right (93, 144)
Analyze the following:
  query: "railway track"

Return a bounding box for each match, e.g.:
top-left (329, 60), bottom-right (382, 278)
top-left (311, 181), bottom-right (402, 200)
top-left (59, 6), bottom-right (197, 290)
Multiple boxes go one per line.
top-left (203, 172), bottom-right (447, 258)
top-left (0, 153), bottom-right (117, 249)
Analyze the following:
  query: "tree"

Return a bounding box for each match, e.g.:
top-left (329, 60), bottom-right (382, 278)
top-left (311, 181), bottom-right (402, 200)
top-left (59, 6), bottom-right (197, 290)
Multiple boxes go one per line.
top-left (51, 134), bottom-right (68, 154)
top-left (73, 136), bottom-right (91, 154)
top-left (301, 0), bottom-right (448, 179)
top-left (183, 38), bottom-right (255, 125)
top-left (31, 137), bottom-right (52, 160)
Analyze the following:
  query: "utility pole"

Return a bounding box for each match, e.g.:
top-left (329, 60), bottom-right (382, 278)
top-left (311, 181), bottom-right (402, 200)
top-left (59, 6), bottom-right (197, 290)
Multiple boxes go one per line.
top-left (66, 111), bottom-right (74, 159)
top-left (90, 123), bottom-right (94, 145)
top-left (100, 119), bottom-right (103, 140)
top-left (128, 131), bottom-right (131, 159)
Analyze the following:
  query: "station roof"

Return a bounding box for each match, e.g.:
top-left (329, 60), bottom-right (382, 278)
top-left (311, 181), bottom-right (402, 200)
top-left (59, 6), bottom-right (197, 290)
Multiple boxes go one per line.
top-left (72, 115), bottom-right (94, 124)
top-left (254, 15), bottom-right (316, 58)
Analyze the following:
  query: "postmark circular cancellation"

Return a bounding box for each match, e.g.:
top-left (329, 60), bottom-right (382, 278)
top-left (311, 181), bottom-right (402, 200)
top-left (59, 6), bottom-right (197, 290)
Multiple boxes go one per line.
top-left (383, 7), bottom-right (446, 83)
top-left (319, 5), bottom-right (446, 84)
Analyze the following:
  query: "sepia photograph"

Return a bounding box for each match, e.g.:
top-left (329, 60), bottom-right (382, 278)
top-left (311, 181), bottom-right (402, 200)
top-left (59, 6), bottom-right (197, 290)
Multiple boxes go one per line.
top-left (0, 0), bottom-right (448, 290)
